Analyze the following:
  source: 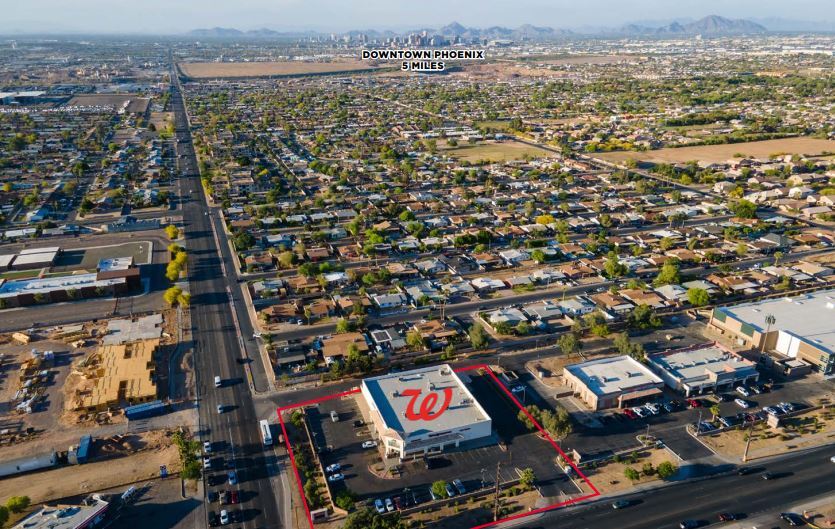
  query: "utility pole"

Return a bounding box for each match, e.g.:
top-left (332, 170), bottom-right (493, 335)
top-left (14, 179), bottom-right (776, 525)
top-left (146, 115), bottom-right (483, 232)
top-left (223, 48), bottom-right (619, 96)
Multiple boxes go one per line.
top-left (493, 461), bottom-right (502, 521)
top-left (742, 421), bottom-right (755, 462)
top-left (695, 409), bottom-right (702, 437)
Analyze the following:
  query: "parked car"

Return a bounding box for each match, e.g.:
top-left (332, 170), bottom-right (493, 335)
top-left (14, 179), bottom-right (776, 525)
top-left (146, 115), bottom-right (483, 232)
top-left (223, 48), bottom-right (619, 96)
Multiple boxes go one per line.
top-left (385, 498), bottom-right (394, 512)
top-left (734, 398), bottom-right (751, 409)
top-left (353, 420), bottom-right (364, 428)
top-left (325, 463), bottom-right (341, 474)
top-left (393, 496), bottom-right (403, 510)
top-left (362, 440), bottom-right (377, 449)
top-left (623, 408), bottom-right (637, 419)
top-left (735, 386), bottom-right (751, 397)
top-left (445, 483), bottom-right (456, 498)
top-left (781, 512), bottom-right (805, 526)
top-left (686, 399), bottom-right (702, 408)
top-left (644, 403), bottom-right (661, 415)
top-left (662, 402), bottom-right (675, 413)
top-left (631, 406), bottom-right (648, 418)
top-left (227, 470), bottom-right (237, 485)
top-left (220, 510), bottom-right (230, 525)
top-left (453, 479), bottom-right (466, 494)
top-left (217, 404), bottom-right (224, 414)
top-left (375, 499), bottom-right (386, 514)
top-left (221, 490), bottom-right (230, 505)
top-left (230, 490), bottom-right (239, 504)
top-left (718, 417), bottom-right (732, 428)
top-left (429, 488), bottom-right (441, 501)
top-left (208, 511), bottom-right (219, 527)
top-left (328, 473), bottom-right (345, 482)
top-left (204, 441), bottom-right (212, 453)
top-left (203, 456), bottom-right (212, 469)
top-left (764, 406), bottom-right (780, 416)
top-left (778, 402), bottom-right (795, 413)
top-left (746, 384), bottom-right (761, 395)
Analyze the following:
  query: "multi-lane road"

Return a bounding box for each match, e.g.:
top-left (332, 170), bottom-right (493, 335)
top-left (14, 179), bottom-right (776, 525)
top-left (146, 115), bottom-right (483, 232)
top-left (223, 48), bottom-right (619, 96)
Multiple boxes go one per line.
top-left (171, 69), bottom-right (283, 529)
top-left (527, 445), bottom-right (835, 529)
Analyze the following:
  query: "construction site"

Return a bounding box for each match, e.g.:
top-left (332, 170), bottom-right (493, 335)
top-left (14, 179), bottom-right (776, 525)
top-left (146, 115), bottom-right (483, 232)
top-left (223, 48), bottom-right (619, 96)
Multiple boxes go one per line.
top-left (0, 308), bottom-right (196, 507)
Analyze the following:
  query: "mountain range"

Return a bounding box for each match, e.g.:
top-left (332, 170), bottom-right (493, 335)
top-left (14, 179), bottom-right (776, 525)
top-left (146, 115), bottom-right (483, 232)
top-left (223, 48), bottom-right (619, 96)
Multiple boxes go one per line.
top-left (186, 15), bottom-right (779, 40)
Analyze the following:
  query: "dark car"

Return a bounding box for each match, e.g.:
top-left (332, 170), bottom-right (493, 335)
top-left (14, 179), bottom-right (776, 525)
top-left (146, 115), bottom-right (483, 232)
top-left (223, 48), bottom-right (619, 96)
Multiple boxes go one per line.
top-left (612, 500), bottom-right (631, 509)
top-left (208, 511), bottom-right (219, 527)
top-left (230, 490), bottom-right (239, 504)
top-left (718, 513), bottom-right (735, 521)
top-left (679, 520), bottom-right (700, 529)
top-left (781, 512), bottom-right (805, 526)
top-left (761, 471), bottom-right (775, 480)
top-left (353, 420), bottom-right (364, 428)
top-left (207, 491), bottom-right (219, 503)
top-left (737, 467), bottom-right (755, 475)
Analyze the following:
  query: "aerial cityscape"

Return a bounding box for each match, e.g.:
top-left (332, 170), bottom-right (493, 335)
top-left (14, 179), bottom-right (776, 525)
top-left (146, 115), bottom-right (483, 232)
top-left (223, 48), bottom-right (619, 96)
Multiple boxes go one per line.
top-left (0, 2), bottom-right (835, 529)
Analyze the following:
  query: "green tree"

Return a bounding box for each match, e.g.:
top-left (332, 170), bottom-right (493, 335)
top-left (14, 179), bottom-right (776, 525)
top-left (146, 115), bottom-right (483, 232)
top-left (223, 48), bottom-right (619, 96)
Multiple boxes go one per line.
top-left (0, 505), bottom-right (8, 527)
top-left (164, 286), bottom-right (183, 306)
top-left (628, 304), bottom-right (661, 330)
top-left (604, 251), bottom-right (627, 279)
top-left (557, 333), bottom-right (580, 357)
top-left (731, 199), bottom-right (757, 219)
top-left (5, 496), bottom-right (30, 514)
top-left (164, 224), bottom-right (179, 240)
top-left (343, 508), bottom-right (406, 529)
top-left (335, 318), bottom-right (352, 334)
top-left (334, 489), bottom-right (358, 511)
top-left (431, 480), bottom-right (448, 499)
top-left (642, 462), bottom-right (655, 477)
top-left (469, 323), bottom-right (488, 349)
top-left (687, 287), bottom-right (710, 307)
top-left (653, 260), bottom-right (681, 286)
top-left (624, 467), bottom-right (640, 482)
top-left (656, 461), bottom-right (678, 479)
top-left (519, 468), bottom-right (535, 489)
top-left (406, 330), bottom-right (426, 350)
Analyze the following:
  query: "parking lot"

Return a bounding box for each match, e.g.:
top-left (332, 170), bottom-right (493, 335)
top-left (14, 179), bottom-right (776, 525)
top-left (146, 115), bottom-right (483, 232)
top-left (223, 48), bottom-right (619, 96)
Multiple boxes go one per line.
top-left (553, 367), bottom-right (835, 462)
top-left (308, 370), bottom-right (579, 508)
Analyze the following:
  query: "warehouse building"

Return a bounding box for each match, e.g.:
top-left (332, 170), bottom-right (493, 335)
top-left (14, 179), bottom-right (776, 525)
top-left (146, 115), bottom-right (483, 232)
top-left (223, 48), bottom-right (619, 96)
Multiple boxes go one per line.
top-left (12, 495), bottom-right (109, 529)
top-left (708, 290), bottom-right (835, 376)
top-left (647, 343), bottom-right (759, 396)
top-left (360, 364), bottom-right (492, 460)
top-left (563, 355), bottom-right (664, 410)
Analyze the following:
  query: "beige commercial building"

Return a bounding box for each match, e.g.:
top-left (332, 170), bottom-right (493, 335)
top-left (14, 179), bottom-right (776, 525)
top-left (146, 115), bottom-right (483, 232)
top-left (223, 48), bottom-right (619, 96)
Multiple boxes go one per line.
top-left (708, 290), bottom-right (835, 376)
top-left (563, 355), bottom-right (664, 410)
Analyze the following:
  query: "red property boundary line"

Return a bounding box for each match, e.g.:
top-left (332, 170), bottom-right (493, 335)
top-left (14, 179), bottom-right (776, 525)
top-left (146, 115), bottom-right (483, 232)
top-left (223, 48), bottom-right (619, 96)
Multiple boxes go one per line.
top-left (276, 364), bottom-right (600, 529)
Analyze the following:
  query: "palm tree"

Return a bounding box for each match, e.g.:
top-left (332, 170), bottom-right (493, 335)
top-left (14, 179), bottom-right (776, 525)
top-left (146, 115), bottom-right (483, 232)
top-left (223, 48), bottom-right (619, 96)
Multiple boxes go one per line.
top-left (760, 314), bottom-right (776, 357)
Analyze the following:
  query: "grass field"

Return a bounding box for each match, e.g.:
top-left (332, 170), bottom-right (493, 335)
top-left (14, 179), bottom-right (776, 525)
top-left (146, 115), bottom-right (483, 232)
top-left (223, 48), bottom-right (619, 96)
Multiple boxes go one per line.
top-left (443, 140), bottom-right (553, 162)
top-left (179, 60), bottom-right (380, 78)
top-left (475, 120), bottom-right (513, 131)
top-left (593, 137), bottom-right (835, 165)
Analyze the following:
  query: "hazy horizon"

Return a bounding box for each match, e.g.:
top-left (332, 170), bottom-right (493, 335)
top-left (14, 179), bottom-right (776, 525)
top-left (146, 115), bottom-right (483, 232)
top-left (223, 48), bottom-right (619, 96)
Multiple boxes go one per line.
top-left (2, 0), bottom-right (835, 35)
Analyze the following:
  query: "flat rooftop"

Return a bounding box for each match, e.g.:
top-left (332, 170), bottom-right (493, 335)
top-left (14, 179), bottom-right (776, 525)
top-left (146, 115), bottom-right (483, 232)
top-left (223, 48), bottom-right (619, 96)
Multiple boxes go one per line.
top-left (717, 289), bottom-right (835, 354)
top-left (12, 497), bottom-right (108, 529)
top-left (565, 355), bottom-right (663, 396)
top-left (649, 344), bottom-right (757, 383)
top-left (362, 364), bottom-right (490, 441)
top-left (0, 273), bottom-right (125, 298)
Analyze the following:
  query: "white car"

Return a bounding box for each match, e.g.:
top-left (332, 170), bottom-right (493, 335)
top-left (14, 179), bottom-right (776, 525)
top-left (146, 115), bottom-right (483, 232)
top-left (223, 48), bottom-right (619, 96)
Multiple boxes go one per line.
top-left (327, 473), bottom-right (344, 482)
top-left (216, 404), bottom-right (224, 414)
top-left (735, 386), bottom-right (751, 397)
top-left (631, 406), bottom-right (648, 418)
top-left (830, 456), bottom-right (835, 463)
top-left (220, 509), bottom-right (230, 525)
top-left (325, 463), bottom-right (341, 474)
top-left (203, 441), bottom-right (212, 453)
top-left (203, 456), bottom-right (212, 469)
top-left (374, 499), bottom-right (386, 514)
top-left (644, 403), bottom-right (660, 415)
top-left (734, 398), bottom-right (751, 409)
top-left (362, 440), bottom-right (377, 449)
top-left (385, 498), bottom-right (394, 512)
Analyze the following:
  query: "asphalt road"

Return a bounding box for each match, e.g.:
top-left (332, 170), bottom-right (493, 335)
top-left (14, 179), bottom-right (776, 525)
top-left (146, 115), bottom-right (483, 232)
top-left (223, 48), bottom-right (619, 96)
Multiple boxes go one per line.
top-left (522, 444), bottom-right (835, 529)
top-left (171, 71), bottom-right (282, 529)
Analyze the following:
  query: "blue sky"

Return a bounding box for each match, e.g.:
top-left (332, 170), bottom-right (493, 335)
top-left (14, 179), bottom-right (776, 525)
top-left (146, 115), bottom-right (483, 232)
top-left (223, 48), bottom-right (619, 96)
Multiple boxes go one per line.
top-left (2, 0), bottom-right (834, 34)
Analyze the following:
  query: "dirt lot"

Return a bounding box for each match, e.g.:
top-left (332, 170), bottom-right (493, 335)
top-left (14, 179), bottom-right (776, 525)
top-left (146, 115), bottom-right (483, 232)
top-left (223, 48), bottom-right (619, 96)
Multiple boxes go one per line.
top-left (149, 112), bottom-right (174, 132)
top-left (442, 140), bottom-right (554, 162)
top-left (594, 137), bottom-right (835, 165)
top-left (0, 334), bottom-right (97, 448)
top-left (574, 447), bottom-right (677, 495)
top-left (179, 61), bottom-right (380, 78)
top-left (700, 407), bottom-right (835, 461)
top-left (0, 430), bottom-right (180, 505)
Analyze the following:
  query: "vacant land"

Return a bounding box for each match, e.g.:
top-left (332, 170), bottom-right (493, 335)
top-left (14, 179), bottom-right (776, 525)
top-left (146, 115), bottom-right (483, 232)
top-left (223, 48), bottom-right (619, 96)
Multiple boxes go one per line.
top-left (443, 140), bottom-right (553, 162)
top-left (179, 61), bottom-right (380, 78)
top-left (594, 137), bottom-right (835, 165)
top-left (0, 435), bottom-right (179, 504)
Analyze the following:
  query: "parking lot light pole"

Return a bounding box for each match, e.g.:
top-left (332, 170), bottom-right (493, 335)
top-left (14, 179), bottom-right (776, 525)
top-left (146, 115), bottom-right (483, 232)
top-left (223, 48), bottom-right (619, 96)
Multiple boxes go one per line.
top-left (695, 409), bottom-right (702, 437)
top-left (480, 468), bottom-right (486, 489)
